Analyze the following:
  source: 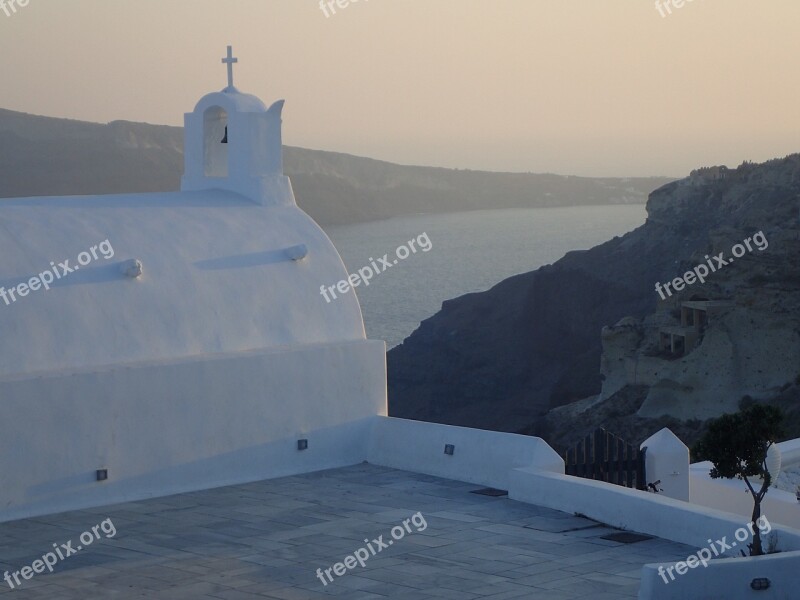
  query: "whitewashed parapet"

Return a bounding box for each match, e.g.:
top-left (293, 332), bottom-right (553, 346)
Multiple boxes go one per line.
top-left (641, 428), bottom-right (690, 501)
top-left (367, 417), bottom-right (564, 491)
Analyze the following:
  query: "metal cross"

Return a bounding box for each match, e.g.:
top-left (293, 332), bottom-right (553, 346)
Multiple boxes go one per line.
top-left (222, 46), bottom-right (238, 89)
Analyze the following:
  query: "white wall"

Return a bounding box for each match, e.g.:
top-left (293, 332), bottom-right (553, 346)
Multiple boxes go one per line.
top-left (641, 428), bottom-right (690, 501)
top-left (640, 551), bottom-right (800, 600)
top-left (777, 438), bottom-right (800, 469)
top-left (638, 429), bottom-right (800, 528)
top-left (509, 469), bottom-right (800, 551)
top-left (689, 462), bottom-right (800, 530)
top-left (0, 340), bottom-right (386, 523)
top-left (368, 418), bottom-right (564, 491)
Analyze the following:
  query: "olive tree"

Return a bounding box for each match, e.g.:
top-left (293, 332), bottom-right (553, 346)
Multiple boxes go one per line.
top-left (693, 404), bottom-right (784, 556)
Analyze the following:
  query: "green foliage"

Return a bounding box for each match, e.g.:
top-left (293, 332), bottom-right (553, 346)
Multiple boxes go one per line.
top-left (693, 404), bottom-right (784, 482)
top-left (693, 404), bottom-right (785, 556)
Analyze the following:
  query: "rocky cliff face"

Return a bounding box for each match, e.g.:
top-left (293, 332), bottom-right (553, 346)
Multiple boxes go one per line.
top-left (388, 156), bottom-right (800, 446)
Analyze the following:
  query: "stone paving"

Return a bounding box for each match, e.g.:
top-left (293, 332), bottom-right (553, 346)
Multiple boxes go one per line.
top-left (0, 464), bottom-right (695, 599)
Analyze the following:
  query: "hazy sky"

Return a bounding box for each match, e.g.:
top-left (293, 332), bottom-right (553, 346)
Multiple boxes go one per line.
top-left (1, 1), bottom-right (798, 177)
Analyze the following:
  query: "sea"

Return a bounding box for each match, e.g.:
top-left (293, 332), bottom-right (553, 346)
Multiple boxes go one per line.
top-left (327, 204), bottom-right (647, 349)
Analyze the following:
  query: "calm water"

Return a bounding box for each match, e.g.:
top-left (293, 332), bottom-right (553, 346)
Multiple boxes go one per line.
top-left (327, 205), bottom-right (647, 348)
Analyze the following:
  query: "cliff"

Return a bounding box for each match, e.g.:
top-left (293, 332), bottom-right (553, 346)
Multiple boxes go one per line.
top-left (388, 155), bottom-right (800, 449)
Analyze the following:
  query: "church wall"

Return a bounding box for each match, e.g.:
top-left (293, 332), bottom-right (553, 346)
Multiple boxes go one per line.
top-left (0, 339), bottom-right (386, 523)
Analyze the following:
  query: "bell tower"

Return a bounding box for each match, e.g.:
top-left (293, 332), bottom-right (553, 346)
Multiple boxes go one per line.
top-left (181, 46), bottom-right (295, 206)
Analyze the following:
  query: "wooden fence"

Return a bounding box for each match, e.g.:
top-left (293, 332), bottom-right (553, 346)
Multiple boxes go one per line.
top-left (564, 428), bottom-right (646, 490)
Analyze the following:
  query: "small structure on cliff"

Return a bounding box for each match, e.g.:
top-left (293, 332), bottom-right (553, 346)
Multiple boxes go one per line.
top-left (659, 300), bottom-right (732, 357)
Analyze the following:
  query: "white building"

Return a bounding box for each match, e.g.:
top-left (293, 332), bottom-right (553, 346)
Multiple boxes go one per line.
top-left (0, 47), bottom-right (386, 522)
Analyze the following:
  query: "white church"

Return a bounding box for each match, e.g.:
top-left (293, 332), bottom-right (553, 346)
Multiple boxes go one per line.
top-left (0, 47), bottom-right (564, 523)
top-left (1, 48), bottom-right (798, 599)
top-left (0, 47), bottom-right (390, 521)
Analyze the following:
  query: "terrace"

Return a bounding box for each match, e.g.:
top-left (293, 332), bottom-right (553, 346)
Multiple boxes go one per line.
top-left (0, 464), bottom-right (696, 599)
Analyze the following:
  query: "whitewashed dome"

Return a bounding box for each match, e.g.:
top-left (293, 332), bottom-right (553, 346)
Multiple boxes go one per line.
top-left (193, 88), bottom-right (269, 114)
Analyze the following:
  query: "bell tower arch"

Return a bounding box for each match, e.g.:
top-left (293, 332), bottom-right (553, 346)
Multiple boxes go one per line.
top-left (181, 46), bottom-right (295, 206)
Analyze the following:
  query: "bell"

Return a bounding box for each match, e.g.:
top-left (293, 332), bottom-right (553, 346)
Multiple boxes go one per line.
top-left (221, 126), bottom-right (228, 144)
